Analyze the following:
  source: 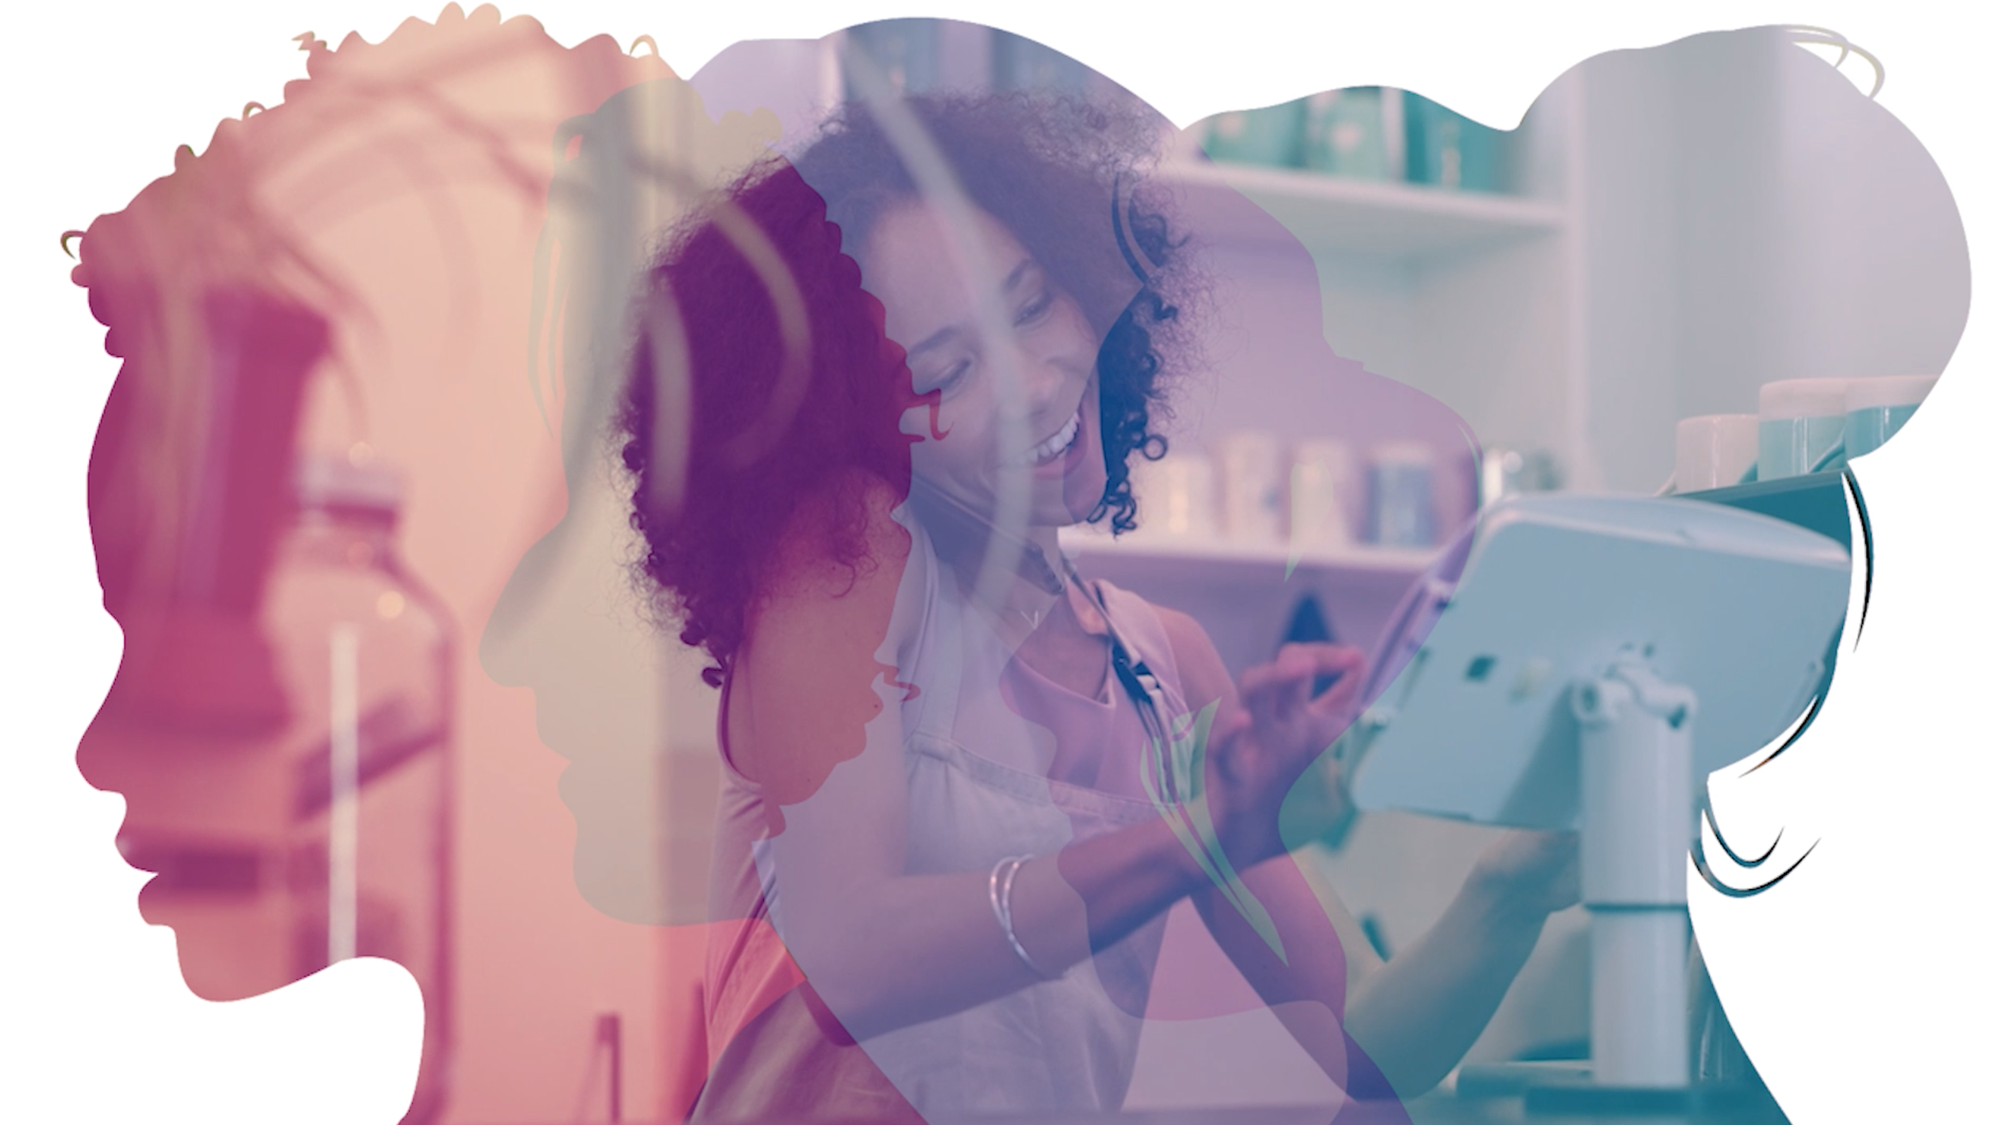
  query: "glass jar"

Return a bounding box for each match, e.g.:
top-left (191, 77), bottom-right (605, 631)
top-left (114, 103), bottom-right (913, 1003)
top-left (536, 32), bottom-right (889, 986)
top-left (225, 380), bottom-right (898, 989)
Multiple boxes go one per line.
top-left (265, 452), bottom-right (453, 1124)
top-left (109, 452), bottom-right (456, 1123)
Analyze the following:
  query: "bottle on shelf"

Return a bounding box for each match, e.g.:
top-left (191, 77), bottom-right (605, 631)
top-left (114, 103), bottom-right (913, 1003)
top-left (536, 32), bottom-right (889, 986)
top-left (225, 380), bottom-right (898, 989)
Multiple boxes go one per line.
top-left (1300, 87), bottom-right (1402, 182)
top-left (1367, 442), bottom-right (1439, 548)
top-left (1403, 90), bottom-right (1506, 193)
top-left (117, 449), bottom-right (456, 1125)
top-left (268, 449), bottom-right (454, 1124)
top-left (1202, 101), bottom-right (1307, 168)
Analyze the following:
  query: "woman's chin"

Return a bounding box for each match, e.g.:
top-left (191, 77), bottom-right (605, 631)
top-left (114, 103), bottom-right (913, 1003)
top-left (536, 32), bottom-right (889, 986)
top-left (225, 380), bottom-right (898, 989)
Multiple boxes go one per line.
top-left (1061, 475), bottom-right (1111, 524)
top-left (1037, 505), bottom-right (1086, 531)
top-left (1035, 483), bottom-right (1099, 528)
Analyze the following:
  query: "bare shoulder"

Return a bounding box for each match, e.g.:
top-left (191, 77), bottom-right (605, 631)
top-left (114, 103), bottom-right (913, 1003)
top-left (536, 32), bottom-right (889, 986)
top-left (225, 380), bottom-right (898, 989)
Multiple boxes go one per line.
top-left (1147, 602), bottom-right (1237, 713)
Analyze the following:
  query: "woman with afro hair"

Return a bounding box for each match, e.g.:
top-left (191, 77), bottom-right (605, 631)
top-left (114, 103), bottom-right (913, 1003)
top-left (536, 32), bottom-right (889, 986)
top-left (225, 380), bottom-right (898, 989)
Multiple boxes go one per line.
top-left (612, 89), bottom-right (1578, 1121)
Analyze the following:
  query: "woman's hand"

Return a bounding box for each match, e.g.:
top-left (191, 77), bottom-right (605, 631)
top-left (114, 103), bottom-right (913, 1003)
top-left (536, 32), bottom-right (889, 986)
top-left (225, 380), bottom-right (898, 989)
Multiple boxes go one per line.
top-left (1341, 829), bottom-right (1580, 1098)
top-left (1207, 643), bottom-right (1369, 865)
top-left (1470, 829), bottom-right (1581, 920)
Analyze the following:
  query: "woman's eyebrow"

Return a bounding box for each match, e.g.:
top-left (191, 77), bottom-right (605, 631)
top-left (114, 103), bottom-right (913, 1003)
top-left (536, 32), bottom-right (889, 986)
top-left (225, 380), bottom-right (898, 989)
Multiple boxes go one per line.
top-left (905, 258), bottom-right (1040, 360)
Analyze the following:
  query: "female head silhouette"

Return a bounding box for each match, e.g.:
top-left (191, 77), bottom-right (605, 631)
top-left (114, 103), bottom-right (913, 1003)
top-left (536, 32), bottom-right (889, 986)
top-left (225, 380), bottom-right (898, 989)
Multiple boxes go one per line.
top-left (68, 9), bottom-right (713, 1120)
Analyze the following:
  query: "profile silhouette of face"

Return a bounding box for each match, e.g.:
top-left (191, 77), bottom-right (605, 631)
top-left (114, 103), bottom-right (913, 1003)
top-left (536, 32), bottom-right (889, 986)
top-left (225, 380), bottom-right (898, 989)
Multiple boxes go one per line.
top-left (61, 14), bottom-right (1972, 1121)
top-left (67, 21), bottom-right (702, 1125)
top-left (1668, 42), bottom-right (1969, 1119)
top-left (476, 73), bottom-right (785, 927)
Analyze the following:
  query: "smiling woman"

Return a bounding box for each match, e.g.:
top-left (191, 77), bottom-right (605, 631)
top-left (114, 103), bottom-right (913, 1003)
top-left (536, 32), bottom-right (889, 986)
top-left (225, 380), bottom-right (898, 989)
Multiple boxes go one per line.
top-left (65, 10), bottom-right (698, 1122)
top-left (603, 83), bottom-right (1581, 1122)
top-left (872, 203), bottom-right (1112, 522)
top-left (616, 93), bottom-right (1194, 696)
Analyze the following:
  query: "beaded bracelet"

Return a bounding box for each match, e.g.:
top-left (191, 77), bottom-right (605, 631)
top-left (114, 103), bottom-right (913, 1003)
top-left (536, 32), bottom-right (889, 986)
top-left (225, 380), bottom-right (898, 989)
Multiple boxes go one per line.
top-left (987, 854), bottom-right (1060, 980)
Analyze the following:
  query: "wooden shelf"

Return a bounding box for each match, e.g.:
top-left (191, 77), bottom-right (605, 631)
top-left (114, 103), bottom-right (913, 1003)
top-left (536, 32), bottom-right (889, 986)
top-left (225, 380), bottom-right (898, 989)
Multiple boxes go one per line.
top-left (1060, 527), bottom-right (1439, 577)
top-left (1162, 160), bottom-right (1567, 260)
top-left (1059, 528), bottom-right (1441, 675)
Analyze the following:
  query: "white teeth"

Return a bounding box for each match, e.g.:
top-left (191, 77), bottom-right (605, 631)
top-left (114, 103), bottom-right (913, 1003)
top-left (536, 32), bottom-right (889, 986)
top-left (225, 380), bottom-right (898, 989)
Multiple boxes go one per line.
top-left (1022, 411), bottom-right (1081, 466)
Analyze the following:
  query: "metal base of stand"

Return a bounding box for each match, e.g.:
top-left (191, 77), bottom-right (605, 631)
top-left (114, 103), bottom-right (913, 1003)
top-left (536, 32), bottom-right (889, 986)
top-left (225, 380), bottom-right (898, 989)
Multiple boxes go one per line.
top-left (1455, 1061), bottom-right (1591, 1099)
top-left (1525, 1082), bottom-right (1771, 1118)
top-left (1457, 1062), bottom-right (1786, 1121)
top-left (1525, 1084), bottom-right (1692, 1116)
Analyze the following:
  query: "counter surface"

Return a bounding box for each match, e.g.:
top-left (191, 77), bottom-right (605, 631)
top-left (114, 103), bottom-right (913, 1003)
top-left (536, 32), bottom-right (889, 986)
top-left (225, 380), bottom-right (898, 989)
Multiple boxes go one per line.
top-left (490, 1090), bottom-right (1789, 1125)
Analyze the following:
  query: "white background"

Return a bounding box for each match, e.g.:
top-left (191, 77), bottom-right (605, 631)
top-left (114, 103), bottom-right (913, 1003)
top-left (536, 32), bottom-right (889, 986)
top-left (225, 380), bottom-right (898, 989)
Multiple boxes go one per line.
top-left (1, 2), bottom-right (1989, 1122)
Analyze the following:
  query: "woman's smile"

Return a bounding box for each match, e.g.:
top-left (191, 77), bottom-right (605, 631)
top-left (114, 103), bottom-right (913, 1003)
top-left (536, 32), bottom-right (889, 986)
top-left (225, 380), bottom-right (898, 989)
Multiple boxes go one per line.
top-left (1012, 403), bottom-right (1083, 470)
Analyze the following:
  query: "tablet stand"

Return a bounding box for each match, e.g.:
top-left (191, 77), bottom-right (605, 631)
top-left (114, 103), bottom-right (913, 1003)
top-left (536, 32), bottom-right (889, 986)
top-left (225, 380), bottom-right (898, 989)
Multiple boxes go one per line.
top-left (1574, 653), bottom-right (1693, 1094)
top-left (1471, 653), bottom-right (1702, 1115)
top-left (1343, 490), bottom-right (1853, 1115)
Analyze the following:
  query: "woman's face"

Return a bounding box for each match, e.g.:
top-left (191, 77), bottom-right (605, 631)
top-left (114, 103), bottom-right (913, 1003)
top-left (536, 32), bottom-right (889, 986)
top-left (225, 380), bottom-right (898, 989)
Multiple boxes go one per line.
top-left (863, 200), bottom-right (1110, 528)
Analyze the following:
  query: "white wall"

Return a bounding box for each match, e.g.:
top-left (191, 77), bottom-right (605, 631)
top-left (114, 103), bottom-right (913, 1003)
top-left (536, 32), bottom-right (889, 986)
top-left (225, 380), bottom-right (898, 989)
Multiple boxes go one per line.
top-left (1766, 38), bottom-right (1969, 385)
top-left (1581, 29), bottom-right (1969, 493)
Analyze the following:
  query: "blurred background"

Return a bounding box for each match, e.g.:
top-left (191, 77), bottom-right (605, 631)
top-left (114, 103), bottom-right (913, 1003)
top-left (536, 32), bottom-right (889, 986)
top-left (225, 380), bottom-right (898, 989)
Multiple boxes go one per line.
top-left (695, 19), bottom-right (1969, 1116)
top-left (70, 14), bottom-right (1966, 1124)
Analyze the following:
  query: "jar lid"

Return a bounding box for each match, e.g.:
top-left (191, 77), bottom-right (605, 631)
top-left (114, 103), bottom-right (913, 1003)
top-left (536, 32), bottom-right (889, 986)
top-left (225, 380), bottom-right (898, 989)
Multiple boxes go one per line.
top-left (1758, 379), bottom-right (1851, 420)
top-left (1292, 438), bottom-right (1354, 461)
top-left (1845, 374), bottom-right (1940, 411)
top-left (1676, 413), bottom-right (1759, 431)
top-left (1372, 441), bottom-right (1434, 466)
top-left (294, 452), bottom-right (403, 514)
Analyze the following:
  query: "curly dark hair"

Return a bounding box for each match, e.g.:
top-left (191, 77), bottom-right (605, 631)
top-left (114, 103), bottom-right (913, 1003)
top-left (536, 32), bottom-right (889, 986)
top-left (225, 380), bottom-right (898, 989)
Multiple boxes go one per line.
top-left (617, 91), bottom-right (1195, 687)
